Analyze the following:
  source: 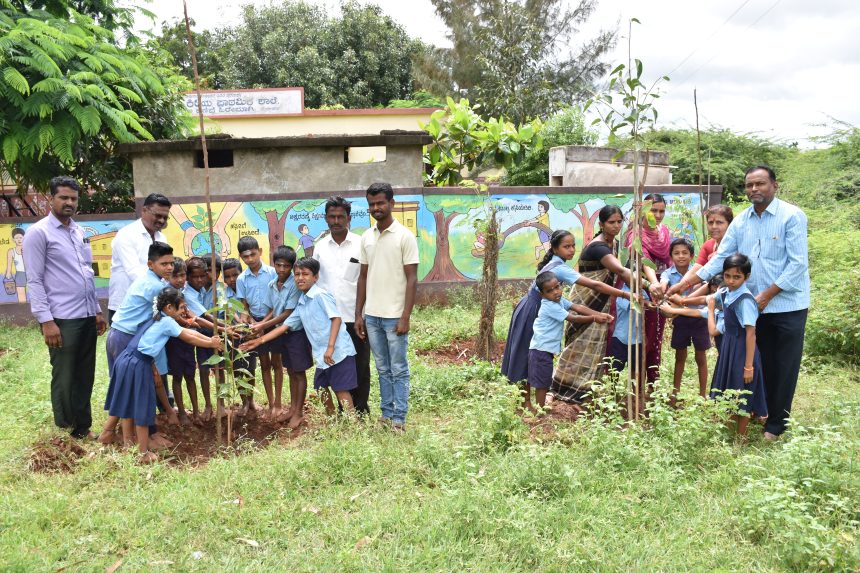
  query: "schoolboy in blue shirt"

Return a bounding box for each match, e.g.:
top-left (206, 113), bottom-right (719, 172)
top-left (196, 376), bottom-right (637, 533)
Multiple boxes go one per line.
top-left (183, 257), bottom-right (221, 421)
top-left (527, 271), bottom-right (613, 411)
top-left (660, 238), bottom-right (711, 398)
top-left (251, 246), bottom-right (313, 424)
top-left (235, 236), bottom-right (278, 417)
top-left (241, 257), bottom-right (357, 426)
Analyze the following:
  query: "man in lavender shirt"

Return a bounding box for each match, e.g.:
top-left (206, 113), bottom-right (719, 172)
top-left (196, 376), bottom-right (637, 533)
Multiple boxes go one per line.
top-left (24, 176), bottom-right (107, 439)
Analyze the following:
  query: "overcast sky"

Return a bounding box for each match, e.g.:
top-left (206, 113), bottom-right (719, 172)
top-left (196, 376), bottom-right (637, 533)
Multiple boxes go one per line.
top-left (142, 0), bottom-right (860, 147)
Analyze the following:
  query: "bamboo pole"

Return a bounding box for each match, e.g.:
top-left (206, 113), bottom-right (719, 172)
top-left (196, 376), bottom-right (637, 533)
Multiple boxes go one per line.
top-left (694, 89), bottom-right (708, 238)
top-left (182, 1), bottom-right (222, 445)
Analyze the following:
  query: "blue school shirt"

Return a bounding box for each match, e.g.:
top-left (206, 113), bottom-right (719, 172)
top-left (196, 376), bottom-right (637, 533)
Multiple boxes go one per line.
top-left (533, 255), bottom-right (581, 291)
top-left (236, 264), bottom-right (278, 318)
top-left (137, 316), bottom-right (184, 358)
top-left (614, 285), bottom-right (646, 345)
top-left (201, 282), bottom-right (226, 311)
top-left (720, 284), bottom-right (759, 327)
top-left (268, 275), bottom-right (301, 317)
top-left (662, 265), bottom-right (702, 308)
top-left (182, 284), bottom-right (208, 317)
top-left (111, 270), bottom-right (167, 336)
top-left (698, 305), bottom-right (725, 334)
top-left (529, 298), bottom-right (573, 354)
top-left (284, 285), bottom-right (356, 370)
top-left (697, 198), bottom-right (809, 313)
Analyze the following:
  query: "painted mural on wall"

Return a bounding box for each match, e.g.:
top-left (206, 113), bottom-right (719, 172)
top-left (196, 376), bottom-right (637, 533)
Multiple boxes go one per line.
top-left (0, 191), bottom-right (705, 307)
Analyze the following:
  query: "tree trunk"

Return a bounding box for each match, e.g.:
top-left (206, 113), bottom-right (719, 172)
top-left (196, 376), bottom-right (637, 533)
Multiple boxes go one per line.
top-left (476, 206), bottom-right (499, 361)
top-left (265, 201), bottom-right (299, 252)
top-left (424, 210), bottom-right (467, 282)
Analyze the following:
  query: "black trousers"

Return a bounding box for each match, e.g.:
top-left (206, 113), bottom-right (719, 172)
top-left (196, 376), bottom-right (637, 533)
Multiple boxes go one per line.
top-left (756, 309), bottom-right (807, 436)
top-left (346, 322), bottom-right (372, 414)
top-left (49, 317), bottom-right (97, 436)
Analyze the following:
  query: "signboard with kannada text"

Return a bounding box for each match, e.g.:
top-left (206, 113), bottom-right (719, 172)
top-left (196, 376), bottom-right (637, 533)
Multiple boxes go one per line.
top-left (183, 88), bottom-right (304, 118)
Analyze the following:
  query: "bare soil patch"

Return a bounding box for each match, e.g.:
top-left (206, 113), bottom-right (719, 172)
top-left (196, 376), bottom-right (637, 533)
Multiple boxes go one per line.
top-left (29, 436), bottom-right (87, 474)
top-left (416, 337), bottom-right (507, 364)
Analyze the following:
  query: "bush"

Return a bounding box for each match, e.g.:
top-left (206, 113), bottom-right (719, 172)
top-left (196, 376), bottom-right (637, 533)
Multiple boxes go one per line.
top-left (503, 106), bottom-right (597, 186)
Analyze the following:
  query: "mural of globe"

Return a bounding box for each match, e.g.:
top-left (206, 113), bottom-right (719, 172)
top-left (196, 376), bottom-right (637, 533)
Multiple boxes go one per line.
top-left (191, 233), bottom-right (223, 256)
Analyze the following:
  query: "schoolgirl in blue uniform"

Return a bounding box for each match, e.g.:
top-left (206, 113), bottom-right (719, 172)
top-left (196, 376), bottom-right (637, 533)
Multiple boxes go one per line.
top-left (99, 287), bottom-right (222, 463)
top-left (501, 229), bottom-right (632, 411)
top-left (708, 254), bottom-right (768, 436)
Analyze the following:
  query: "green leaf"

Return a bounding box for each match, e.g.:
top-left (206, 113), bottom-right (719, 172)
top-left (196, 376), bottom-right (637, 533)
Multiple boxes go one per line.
top-left (635, 59), bottom-right (643, 79)
top-left (2, 67), bottom-right (30, 95)
top-left (646, 212), bottom-right (657, 227)
top-left (202, 354), bottom-right (224, 366)
top-left (2, 135), bottom-right (20, 163)
top-left (641, 258), bottom-right (657, 270)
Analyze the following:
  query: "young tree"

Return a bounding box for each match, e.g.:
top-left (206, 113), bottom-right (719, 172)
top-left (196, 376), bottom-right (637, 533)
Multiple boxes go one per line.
top-left (428, 0), bottom-right (616, 122)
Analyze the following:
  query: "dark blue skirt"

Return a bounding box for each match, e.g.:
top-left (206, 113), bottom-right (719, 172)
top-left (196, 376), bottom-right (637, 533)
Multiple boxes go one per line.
top-left (710, 332), bottom-right (768, 416)
top-left (108, 349), bottom-right (157, 427)
top-left (104, 328), bottom-right (134, 410)
top-left (500, 287), bottom-right (542, 383)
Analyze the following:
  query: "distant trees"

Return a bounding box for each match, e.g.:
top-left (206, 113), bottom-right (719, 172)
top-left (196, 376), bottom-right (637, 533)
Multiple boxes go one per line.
top-left (422, 0), bottom-right (616, 122)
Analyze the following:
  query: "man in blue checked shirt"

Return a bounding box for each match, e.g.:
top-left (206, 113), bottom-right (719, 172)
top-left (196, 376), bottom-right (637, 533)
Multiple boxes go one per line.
top-left (670, 165), bottom-right (809, 440)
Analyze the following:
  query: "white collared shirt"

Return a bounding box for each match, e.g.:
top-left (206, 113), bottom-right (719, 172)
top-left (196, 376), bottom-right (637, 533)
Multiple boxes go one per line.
top-left (108, 218), bottom-right (167, 310)
top-left (313, 231), bottom-right (361, 321)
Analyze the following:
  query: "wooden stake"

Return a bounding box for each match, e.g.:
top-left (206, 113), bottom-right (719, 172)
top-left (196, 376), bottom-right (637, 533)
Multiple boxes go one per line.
top-left (183, 1), bottom-right (222, 444)
top-left (694, 88), bottom-right (708, 236)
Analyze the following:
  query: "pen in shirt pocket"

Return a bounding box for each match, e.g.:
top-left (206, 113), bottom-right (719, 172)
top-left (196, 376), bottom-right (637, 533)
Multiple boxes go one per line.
top-left (349, 257), bottom-right (359, 263)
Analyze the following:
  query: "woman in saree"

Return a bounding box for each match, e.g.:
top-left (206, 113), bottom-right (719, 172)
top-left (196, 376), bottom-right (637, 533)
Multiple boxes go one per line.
top-left (502, 228), bottom-right (631, 411)
top-left (627, 193), bottom-right (673, 386)
top-left (552, 205), bottom-right (633, 402)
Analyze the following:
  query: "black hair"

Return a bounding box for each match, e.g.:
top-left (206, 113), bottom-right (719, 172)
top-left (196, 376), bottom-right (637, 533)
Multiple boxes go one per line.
top-left (49, 176), bottom-right (80, 196)
top-left (705, 204), bottom-right (734, 224)
top-left (203, 253), bottom-right (222, 273)
top-left (11, 227), bottom-right (24, 238)
top-left (535, 271), bottom-right (558, 293)
top-left (237, 236), bottom-right (260, 253)
top-left (325, 195), bottom-right (352, 216)
top-left (537, 230), bottom-right (573, 272)
top-left (294, 256), bottom-right (320, 276)
top-left (708, 273), bottom-right (724, 290)
top-left (186, 256), bottom-right (207, 273)
top-left (366, 182), bottom-right (394, 201)
top-left (723, 253), bottom-right (752, 277)
top-left (155, 286), bottom-right (185, 318)
top-left (172, 257), bottom-right (186, 275)
top-left (222, 258), bottom-right (242, 274)
top-left (143, 193), bottom-right (172, 208)
top-left (147, 241), bottom-right (173, 261)
top-left (644, 193), bottom-right (667, 205)
top-left (594, 204), bottom-right (624, 238)
top-left (669, 237), bottom-right (695, 257)
top-left (745, 165), bottom-right (776, 182)
top-left (272, 245), bottom-right (297, 265)
top-left (538, 200), bottom-right (549, 212)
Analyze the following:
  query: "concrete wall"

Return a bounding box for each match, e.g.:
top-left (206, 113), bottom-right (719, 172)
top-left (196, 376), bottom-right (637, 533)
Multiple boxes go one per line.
top-left (131, 145), bottom-right (422, 199)
top-left (549, 145), bottom-right (671, 186)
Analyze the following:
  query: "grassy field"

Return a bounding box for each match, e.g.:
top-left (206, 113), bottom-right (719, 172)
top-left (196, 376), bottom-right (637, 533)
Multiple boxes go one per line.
top-left (0, 286), bottom-right (857, 572)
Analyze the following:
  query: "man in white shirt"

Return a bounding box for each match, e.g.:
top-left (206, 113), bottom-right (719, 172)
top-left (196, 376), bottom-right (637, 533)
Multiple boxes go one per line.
top-left (355, 183), bottom-right (419, 432)
top-left (107, 193), bottom-right (171, 323)
top-left (313, 196), bottom-right (370, 414)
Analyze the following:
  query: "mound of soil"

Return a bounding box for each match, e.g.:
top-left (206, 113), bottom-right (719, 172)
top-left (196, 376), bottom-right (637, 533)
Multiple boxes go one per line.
top-left (416, 338), bottom-right (507, 364)
top-left (29, 436), bottom-right (87, 474)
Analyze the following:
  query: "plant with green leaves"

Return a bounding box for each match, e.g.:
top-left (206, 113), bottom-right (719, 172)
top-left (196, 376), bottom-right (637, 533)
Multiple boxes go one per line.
top-left (585, 18), bottom-right (668, 419)
top-left (0, 1), bottom-right (186, 193)
top-left (420, 96), bottom-right (542, 187)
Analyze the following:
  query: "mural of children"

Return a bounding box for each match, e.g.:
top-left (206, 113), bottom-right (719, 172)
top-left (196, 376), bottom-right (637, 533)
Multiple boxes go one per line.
top-left (298, 224), bottom-right (315, 257)
top-left (4, 227), bottom-right (27, 303)
top-left (533, 200), bottom-right (551, 260)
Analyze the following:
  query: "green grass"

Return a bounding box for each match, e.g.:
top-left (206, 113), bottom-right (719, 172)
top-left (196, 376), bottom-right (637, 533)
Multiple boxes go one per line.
top-left (1, 299), bottom-right (857, 572)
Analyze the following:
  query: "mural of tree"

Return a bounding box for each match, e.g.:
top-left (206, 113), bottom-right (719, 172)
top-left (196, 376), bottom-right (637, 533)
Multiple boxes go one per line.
top-left (252, 199), bottom-right (324, 251)
top-left (547, 195), bottom-right (601, 243)
top-left (423, 195), bottom-right (486, 281)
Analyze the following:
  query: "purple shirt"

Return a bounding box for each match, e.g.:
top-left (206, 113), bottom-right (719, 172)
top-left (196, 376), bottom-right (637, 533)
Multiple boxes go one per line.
top-left (23, 212), bottom-right (101, 323)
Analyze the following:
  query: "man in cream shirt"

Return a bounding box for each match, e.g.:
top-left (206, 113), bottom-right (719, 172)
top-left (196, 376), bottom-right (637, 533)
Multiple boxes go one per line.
top-left (313, 196), bottom-right (371, 415)
top-left (108, 193), bottom-right (170, 323)
top-left (355, 183), bottom-right (419, 433)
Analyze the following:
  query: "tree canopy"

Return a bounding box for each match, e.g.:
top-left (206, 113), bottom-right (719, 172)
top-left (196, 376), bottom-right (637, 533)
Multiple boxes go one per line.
top-left (0, 0), bottom-right (188, 205)
top-left (159, 0), bottom-right (427, 109)
top-left (423, 0), bottom-right (616, 123)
